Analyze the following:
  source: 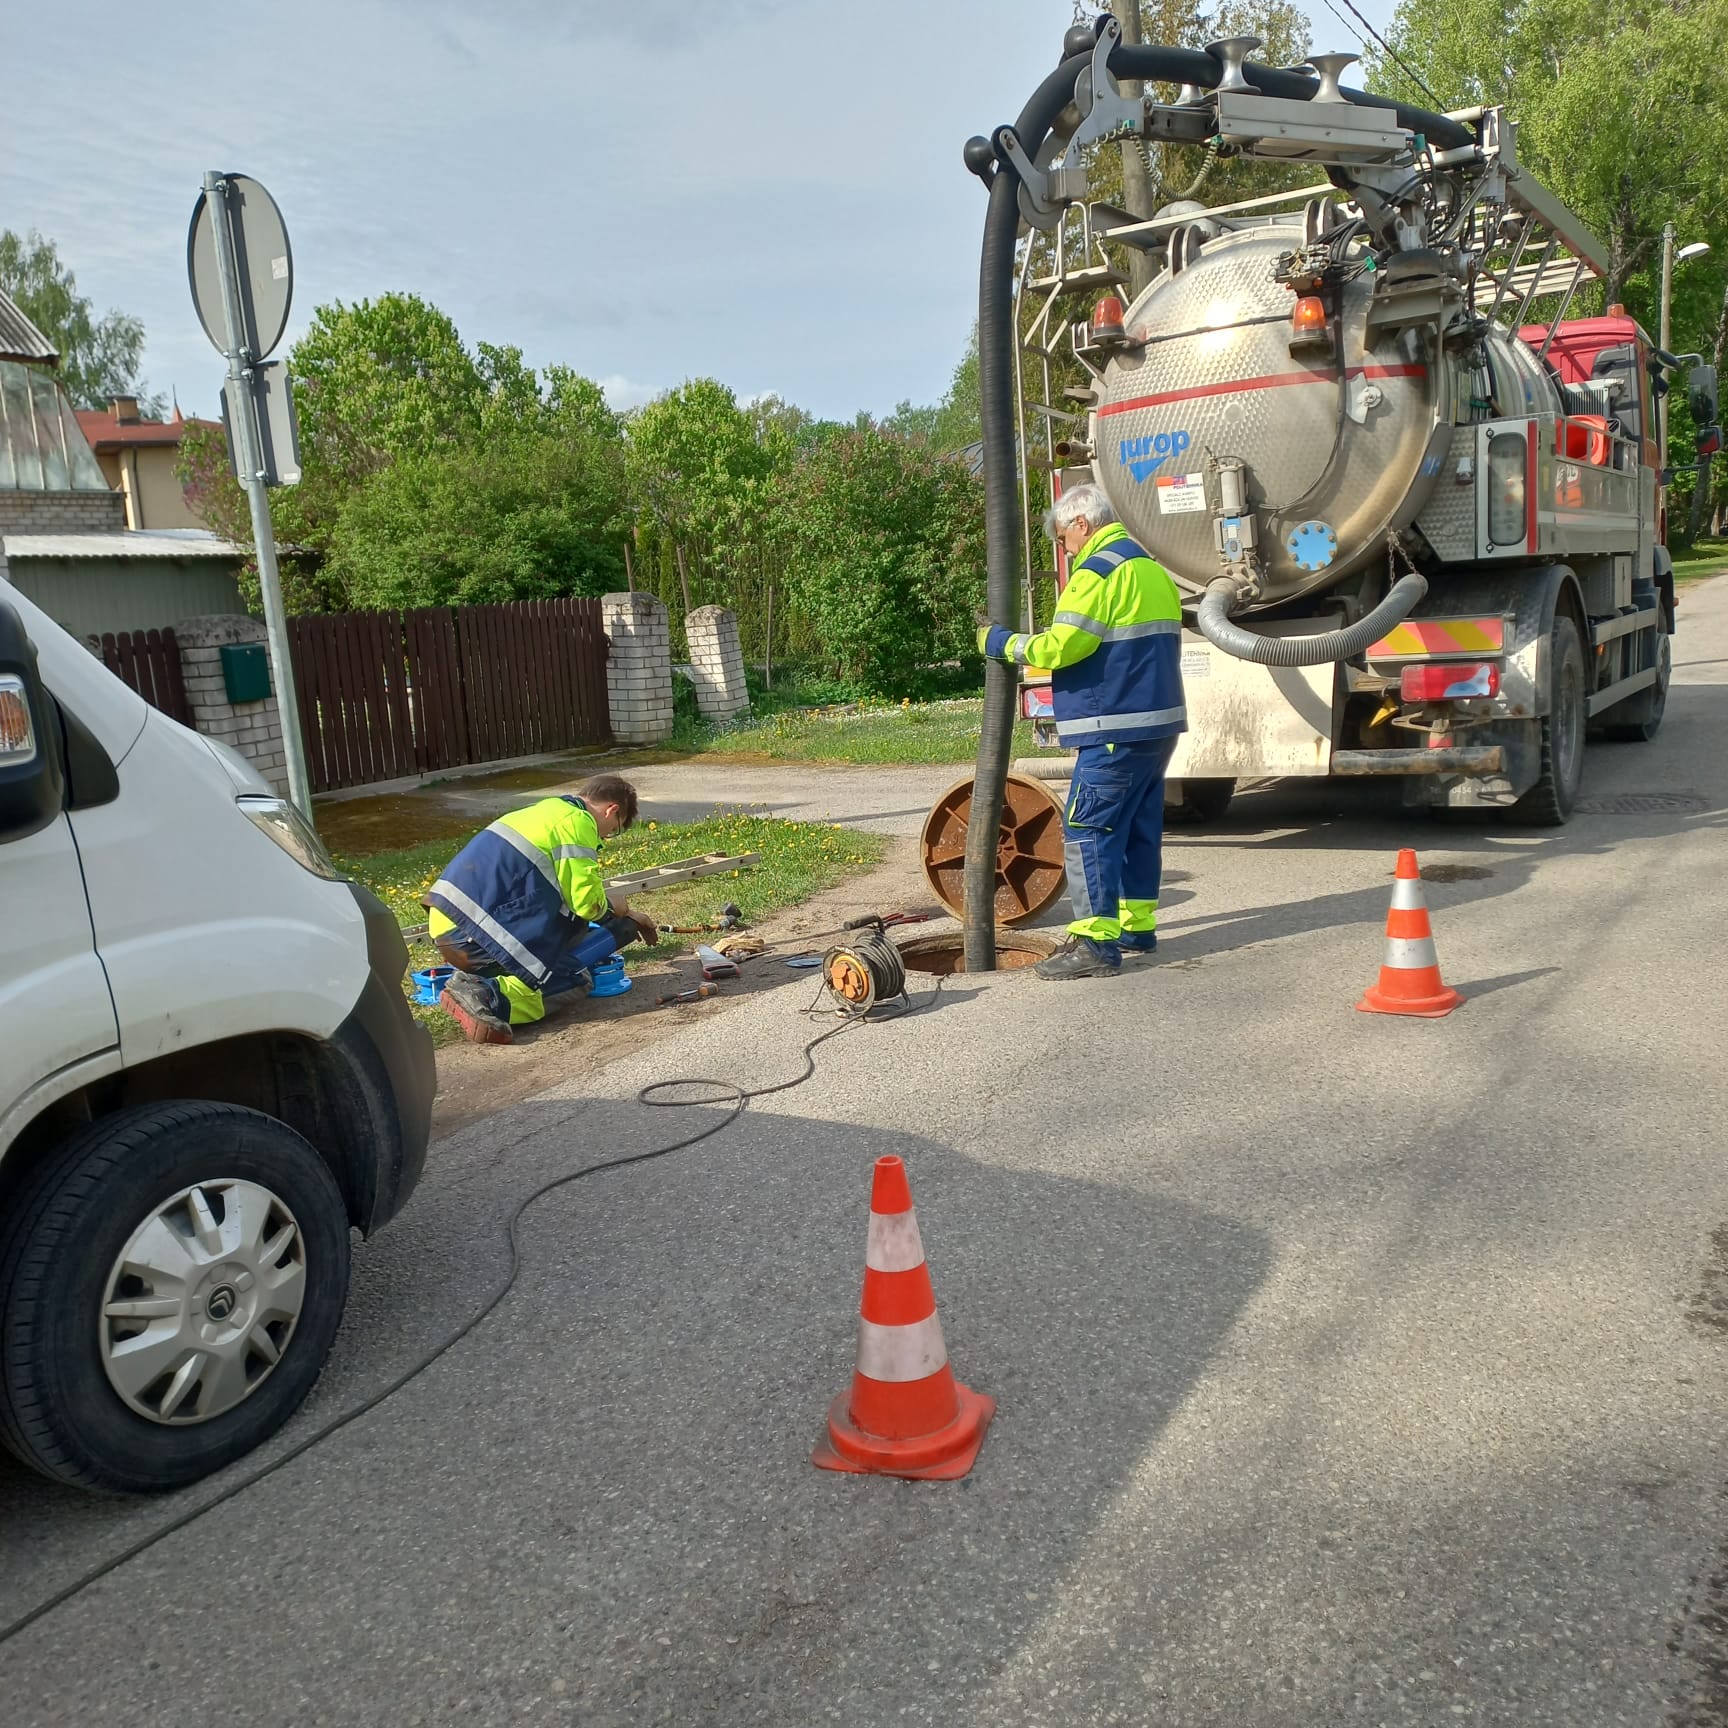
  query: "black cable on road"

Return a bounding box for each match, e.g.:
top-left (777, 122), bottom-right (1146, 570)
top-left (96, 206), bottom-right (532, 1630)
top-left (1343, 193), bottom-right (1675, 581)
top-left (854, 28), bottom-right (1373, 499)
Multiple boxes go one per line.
top-left (0, 981), bottom-right (941, 1651)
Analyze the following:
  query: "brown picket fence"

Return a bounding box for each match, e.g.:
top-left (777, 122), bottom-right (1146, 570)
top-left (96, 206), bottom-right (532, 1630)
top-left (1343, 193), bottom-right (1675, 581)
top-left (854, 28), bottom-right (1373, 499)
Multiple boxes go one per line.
top-left (98, 627), bottom-right (194, 726)
top-left (286, 598), bottom-right (610, 794)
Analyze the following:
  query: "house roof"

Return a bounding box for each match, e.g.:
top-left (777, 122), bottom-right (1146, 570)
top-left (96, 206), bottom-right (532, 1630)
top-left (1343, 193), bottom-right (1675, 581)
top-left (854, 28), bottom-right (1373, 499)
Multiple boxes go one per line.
top-left (0, 529), bottom-right (243, 560)
top-left (76, 406), bottom-right (215, 451)
top-left (0, 289), bottom-right (57, 365)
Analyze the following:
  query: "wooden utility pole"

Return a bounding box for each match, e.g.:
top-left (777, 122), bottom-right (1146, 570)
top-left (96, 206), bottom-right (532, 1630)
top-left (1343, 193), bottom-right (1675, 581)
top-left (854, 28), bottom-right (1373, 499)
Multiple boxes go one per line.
top-left (1109, 0), bottom-right (1157, 301)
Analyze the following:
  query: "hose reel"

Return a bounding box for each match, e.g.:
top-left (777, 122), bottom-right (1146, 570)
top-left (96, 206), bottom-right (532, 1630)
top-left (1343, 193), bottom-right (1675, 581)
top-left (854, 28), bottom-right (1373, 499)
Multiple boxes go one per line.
top-left (821, 930), bottom-right (908, 1015)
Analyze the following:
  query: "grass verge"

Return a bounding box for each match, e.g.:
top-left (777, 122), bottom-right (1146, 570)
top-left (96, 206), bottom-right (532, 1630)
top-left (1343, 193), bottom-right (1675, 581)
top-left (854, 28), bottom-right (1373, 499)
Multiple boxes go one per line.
top-left (672, 696), bottom-right (1036, 766)
top-left (338, 812), bottom-right (887, 1046)
top-left (1673, 537), bottom-right (1728, 584)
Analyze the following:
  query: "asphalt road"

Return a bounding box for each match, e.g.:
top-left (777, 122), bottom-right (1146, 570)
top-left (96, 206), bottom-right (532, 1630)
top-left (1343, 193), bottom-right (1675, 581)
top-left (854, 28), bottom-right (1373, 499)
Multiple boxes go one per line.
top-left (4, 580), bottom-right (1726, 1727)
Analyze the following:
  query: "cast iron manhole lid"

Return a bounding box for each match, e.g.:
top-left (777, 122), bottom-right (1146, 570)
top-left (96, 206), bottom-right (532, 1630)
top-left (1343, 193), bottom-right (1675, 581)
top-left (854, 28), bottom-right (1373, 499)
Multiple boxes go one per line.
top-left (1574, 792), bottom-right (1707, 815)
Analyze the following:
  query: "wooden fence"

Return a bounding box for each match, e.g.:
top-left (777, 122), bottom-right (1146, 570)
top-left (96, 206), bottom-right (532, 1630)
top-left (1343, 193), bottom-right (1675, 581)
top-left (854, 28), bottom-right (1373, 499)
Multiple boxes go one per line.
top-left (286, 598), bottom-right (611, 794)
top-left (98, 628), bottom-right (193, 726)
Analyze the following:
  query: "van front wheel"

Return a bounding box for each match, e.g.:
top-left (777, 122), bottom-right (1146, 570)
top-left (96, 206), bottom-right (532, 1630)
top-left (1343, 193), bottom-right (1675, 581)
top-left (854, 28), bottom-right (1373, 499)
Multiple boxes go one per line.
top-left (0, 1102), bottom-right (350, 1493)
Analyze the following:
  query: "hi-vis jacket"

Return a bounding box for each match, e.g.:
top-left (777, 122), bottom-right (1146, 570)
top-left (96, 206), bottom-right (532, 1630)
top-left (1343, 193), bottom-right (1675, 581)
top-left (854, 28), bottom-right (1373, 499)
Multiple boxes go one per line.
top-left (427, 796), bottom-right (609, 984)
top-left (983, 522), bottom-right (1186, 747)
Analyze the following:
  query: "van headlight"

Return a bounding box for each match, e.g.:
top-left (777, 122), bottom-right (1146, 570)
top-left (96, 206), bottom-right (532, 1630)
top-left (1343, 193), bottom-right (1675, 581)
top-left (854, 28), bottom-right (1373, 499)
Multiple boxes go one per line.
top-left (238, 795), bottom-right (346, 880)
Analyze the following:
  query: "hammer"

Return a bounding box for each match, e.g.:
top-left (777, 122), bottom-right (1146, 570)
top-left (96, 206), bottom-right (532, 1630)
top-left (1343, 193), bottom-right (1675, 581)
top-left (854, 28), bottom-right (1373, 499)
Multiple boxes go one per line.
top-left (659, 902), bottom-right (744, 936)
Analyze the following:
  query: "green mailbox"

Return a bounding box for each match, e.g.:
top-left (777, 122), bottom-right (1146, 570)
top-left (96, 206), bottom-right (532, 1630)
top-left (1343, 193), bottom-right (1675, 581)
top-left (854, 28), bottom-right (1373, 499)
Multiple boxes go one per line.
top-left (219, 642), bottom-right (272, 704)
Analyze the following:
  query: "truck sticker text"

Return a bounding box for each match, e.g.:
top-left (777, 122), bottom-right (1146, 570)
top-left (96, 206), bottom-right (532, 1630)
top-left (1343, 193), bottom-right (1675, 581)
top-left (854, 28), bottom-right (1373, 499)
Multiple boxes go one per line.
top-left (1119, 429), bottom-right (1192, 483)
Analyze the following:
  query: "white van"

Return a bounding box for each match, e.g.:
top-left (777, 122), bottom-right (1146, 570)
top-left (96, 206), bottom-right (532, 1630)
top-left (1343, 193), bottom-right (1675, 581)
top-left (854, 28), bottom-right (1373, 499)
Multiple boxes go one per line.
top-left (0, 583), bottom-right (435, 1493)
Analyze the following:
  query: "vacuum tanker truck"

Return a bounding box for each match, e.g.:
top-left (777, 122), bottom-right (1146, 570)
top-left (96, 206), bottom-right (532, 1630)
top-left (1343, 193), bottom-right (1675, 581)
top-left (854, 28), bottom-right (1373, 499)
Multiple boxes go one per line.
top-left (959, 18), bottom-right (1720, 862)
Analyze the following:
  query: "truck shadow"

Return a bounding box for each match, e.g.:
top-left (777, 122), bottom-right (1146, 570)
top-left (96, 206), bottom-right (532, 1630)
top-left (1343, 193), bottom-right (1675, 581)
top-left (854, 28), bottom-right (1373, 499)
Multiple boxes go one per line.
top-left (0, 1104), bottom-right (1270, 1728)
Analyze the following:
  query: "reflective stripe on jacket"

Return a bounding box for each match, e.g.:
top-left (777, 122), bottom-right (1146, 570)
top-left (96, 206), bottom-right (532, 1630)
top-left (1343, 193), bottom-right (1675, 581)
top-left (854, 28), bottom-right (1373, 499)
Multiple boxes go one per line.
top-left (985, 522), bottom-right (1186, 746)
top-left (425, 796), bottom-right (607, 984)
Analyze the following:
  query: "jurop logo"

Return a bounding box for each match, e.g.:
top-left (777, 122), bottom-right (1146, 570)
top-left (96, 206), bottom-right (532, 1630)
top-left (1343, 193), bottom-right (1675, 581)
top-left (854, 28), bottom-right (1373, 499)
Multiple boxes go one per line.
top-left (1119, 429), bottom-right (1191, 483)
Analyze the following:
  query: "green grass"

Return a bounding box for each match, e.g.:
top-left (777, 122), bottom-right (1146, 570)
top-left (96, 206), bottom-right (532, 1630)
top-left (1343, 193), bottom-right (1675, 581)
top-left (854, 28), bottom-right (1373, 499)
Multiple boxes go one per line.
top-left (1672, 537), bottom-right (1728, 583)
top-left (672, 696), bottom-right (1037, 766)
top-left (337, 812), bottom-right (887, 1044)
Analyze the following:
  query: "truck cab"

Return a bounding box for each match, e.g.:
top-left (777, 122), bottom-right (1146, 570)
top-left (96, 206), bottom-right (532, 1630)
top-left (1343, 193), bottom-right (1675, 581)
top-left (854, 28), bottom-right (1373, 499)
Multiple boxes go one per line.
top-left (0, 581), bottom-right (435, 1493)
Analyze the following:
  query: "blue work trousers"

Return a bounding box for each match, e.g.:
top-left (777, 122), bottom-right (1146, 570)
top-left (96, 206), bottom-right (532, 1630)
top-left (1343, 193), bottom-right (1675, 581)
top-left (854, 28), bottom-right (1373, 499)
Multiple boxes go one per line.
top-left (1061, 737), bottom-right (1178, 942)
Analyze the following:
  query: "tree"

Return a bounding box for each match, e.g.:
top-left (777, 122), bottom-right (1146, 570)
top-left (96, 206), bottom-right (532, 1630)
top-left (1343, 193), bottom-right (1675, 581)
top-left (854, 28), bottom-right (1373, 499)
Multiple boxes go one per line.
top-left (179, 291), bottom-right (629, 614)
top-left (0, 229), bottom-right (161, 413)
top-left (323, 422), bottom-right (627, 608)
top-left (773, 425), bottom-right (986, 694)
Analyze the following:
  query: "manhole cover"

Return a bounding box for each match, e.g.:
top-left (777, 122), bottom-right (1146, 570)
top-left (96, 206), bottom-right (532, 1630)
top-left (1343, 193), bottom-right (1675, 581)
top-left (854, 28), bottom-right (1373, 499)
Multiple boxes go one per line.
top-left (1574, 793), bottom-right (1707, 816)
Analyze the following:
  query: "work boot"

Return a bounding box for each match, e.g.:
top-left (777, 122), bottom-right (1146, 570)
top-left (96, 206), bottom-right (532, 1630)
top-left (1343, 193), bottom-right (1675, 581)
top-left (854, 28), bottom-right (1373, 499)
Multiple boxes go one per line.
top-left (439, 973), bottom-right (514, 1044)
top-left (1117, 932), bottom-right (1157, 955)
top-left (1034, 935), bottom-right (1122, 980)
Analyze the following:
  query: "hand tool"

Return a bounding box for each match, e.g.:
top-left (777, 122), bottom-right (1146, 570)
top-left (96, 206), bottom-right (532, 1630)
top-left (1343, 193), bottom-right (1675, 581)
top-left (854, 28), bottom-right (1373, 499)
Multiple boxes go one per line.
top-left (695, 943), bottom-right (741, 981)
top-left (655, 983), bottom-right (720, 1006)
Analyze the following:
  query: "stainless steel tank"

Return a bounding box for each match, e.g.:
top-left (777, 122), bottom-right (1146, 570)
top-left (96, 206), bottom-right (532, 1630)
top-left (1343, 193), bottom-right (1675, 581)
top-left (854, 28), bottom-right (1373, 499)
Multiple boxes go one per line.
top-left (1089, 223), bottom-right (1455, 607)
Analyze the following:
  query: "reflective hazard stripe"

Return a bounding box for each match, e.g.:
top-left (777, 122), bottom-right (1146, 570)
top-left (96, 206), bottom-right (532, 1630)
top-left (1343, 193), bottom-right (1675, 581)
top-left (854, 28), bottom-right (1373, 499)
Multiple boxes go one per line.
top-left (1058, 704), bottom-right (1187, 736)
top-left (552, 843), bottom-right (599, 862)
top-left (855, 1311), bottom-right (948, 1383)
top-left (865, 1209), bottom-right (927, 1274)
top-left (1078, 547), bottom-right (1127, 575)
top-left (1383, 934), bottom-right (1440, 969)
top-left (487, 820), bottom-right (561, 893)
top-left (1095, 618), bottom-right (1180, 642)
top-left (1052, 610), bottom-right (1103, 636)
top-left (428, 879), bottom-right (549, 982)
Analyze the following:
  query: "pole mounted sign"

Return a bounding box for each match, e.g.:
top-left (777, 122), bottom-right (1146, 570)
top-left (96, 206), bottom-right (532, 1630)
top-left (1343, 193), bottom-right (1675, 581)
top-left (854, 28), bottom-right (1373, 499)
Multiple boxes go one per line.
top-left (187, 172), bottom-right (312, 818)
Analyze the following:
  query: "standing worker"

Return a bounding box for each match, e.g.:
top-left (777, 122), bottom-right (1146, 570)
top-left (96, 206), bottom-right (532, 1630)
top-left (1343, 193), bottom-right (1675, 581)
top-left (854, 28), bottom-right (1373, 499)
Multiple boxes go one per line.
top-left (978, 484), bottom-right (1186, 980)
top-left (425, 774), bottom-right (656, 1044)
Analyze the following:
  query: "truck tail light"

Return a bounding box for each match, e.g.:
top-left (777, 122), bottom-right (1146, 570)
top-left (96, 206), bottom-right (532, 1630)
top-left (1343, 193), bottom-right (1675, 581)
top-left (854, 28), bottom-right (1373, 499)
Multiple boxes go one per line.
top-left (1399, 661), bottom-right (1499, 701)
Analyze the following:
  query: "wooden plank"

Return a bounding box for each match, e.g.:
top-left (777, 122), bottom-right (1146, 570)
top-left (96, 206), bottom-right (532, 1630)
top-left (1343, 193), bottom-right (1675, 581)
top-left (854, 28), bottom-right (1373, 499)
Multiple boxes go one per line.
top-left (454, 607), bottom-right (483, 765)
top-left (342, 614), bottom-right (375, 785)
top-left (159, 627), bottom-right (193, 726)
top-left (404, 610), bottom-right (431, 774)
top-left (363, 611), bottom-right (399, 780)
top-left (321, 619), bottom-right (354, 791)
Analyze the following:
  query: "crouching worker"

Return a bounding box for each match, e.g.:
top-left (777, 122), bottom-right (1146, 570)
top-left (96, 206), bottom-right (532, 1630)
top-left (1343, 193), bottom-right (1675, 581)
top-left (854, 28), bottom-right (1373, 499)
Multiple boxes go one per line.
top-left (978, 483), bottom-right (1186, 980)
top-left (425, 774), bottom-right (656, 1044)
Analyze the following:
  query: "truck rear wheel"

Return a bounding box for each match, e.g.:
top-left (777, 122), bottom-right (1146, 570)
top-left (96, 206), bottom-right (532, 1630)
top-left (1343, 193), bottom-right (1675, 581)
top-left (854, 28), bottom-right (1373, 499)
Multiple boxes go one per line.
top-left (1513, 614), bottom-right (1586, 826)
top-left (1597, 603), bottom-right (1671, 742)
top-left (1173, 778), bottom-right (1236, 823)
top-left (0, 1102), bottom-right (350, 1493)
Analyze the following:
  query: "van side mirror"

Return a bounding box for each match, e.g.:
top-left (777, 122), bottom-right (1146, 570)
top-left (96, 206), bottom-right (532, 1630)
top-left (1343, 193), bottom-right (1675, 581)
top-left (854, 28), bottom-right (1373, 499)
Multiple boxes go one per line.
top-left (0, 600), bottom-right (66, 843)
top-left (1689, 363), bottom-right (1719, 427)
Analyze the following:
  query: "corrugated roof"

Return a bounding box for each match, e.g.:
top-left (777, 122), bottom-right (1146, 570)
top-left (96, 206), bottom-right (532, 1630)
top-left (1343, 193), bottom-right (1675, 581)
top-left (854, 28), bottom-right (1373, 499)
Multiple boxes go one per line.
top-left (0, 360), bottom-right (111, 492)
top-left (0, 289), bottom-right (58, 364)
top-left (0, 530), bottom-right (243, 559)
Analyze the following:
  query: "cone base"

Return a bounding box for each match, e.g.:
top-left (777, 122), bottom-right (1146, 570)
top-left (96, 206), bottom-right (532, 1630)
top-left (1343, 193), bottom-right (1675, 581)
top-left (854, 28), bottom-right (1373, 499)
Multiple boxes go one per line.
top-left (812, 1383), bottom-right (996, 1481)
top-left (1357, 981), bottom-right (1462, 1017)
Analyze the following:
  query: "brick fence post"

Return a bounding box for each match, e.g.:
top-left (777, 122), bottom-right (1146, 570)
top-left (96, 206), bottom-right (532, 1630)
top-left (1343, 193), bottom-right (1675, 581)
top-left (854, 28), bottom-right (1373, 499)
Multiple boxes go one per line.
top-left (683, 604), bottom-right (749, 719)
top-left (172, 614), bottom-right (290, 795)
top-left (601, 591), bottom-right (675, 744)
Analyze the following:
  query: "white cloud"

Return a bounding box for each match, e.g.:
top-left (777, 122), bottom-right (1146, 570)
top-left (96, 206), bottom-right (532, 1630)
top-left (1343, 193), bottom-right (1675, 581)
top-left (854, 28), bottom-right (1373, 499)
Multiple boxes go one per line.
top-left (598, 375), bottom-right (663, 413)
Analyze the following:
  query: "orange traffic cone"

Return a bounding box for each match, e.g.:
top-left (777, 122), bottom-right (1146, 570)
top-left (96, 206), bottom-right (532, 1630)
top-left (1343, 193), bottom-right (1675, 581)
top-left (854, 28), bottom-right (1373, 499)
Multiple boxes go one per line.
top-left (1357, 848), bottom-right (1463, 1018)
top-left (813, 1156), bottom-right (995, 1481)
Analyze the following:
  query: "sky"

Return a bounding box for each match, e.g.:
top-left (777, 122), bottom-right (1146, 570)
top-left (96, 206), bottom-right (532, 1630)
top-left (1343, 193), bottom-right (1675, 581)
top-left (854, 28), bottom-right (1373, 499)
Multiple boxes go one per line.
top-left (0, 0), bottom-right (1399, 425)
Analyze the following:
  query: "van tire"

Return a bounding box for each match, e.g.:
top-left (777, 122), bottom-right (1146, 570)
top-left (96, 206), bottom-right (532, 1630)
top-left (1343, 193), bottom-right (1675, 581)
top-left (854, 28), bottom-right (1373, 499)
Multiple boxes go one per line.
top-left (0, 1102), bottom-right (350, 1493)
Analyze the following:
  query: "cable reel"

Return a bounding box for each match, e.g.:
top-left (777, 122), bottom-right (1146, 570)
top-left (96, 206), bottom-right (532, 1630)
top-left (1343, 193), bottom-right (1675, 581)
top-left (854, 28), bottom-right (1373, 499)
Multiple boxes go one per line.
top-left (821, 930), bottom-right (907, 1015)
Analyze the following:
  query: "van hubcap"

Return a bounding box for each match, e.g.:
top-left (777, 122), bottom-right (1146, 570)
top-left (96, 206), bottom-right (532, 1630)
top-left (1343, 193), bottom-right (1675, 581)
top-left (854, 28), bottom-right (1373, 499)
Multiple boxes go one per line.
top-left (100, 1181), bottom-right (306, 1425)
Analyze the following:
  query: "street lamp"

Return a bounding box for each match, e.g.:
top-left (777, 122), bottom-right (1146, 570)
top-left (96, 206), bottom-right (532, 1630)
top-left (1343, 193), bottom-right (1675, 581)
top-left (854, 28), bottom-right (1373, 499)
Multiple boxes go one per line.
top-left (1659, 224), bottom-right (1711, 474)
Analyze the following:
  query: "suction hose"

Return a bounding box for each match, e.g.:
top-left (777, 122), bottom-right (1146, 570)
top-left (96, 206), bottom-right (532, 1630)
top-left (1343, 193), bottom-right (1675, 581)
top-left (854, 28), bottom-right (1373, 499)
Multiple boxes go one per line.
top-left (1195, 572), bottom-right (1428, 666)
top-left (964, 30), bottom-right (1469, 968)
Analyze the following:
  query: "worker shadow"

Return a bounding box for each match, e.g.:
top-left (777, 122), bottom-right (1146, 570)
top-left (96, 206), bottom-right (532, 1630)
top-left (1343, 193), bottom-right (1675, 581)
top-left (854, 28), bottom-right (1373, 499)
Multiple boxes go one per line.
top-left (0, 1103), bottom-right (1270, 1726)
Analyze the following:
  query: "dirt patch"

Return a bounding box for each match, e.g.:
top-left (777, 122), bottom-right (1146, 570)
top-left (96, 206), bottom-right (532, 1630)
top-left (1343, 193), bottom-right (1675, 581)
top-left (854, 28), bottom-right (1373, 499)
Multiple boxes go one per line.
top-left (428, 838), bottom-right (938, 1140)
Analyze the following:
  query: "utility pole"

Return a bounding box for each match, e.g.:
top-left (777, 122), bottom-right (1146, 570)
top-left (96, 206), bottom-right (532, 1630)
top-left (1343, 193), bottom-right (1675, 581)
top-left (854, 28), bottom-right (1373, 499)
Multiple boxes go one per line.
top-left (1108, 0), bottom-right (1157, 301)
top-left (1660, 222), bottom-right (1675, 479)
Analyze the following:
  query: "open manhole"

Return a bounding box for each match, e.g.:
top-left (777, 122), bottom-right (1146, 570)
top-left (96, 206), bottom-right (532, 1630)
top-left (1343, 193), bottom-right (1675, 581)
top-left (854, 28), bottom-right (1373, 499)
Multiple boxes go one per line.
top-left (896, 930), bottom-right (1056, 976)
top-left (1416, 863), bottom-right (1494, 883)
top-left (1574, 793), bottom-right (1707, 816)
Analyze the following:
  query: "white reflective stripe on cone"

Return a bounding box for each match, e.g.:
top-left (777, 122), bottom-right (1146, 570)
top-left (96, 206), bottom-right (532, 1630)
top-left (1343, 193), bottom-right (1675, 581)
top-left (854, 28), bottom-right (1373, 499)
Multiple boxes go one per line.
top-left (1390, 876), bottom-right (1430, 911)
top-left (856, 1312), bottom-right (948, 1383)
top-left (1384, 935), bottom-right (1439, 969)
top-left (866, 1209), bottom-right (927, 1274)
